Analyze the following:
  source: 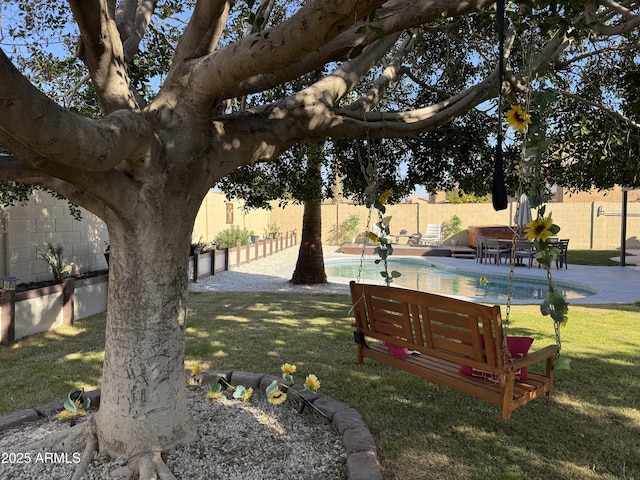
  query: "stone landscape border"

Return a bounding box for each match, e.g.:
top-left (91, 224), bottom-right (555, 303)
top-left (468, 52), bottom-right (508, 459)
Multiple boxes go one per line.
top-left (0, 370), bottom-right (381, 480)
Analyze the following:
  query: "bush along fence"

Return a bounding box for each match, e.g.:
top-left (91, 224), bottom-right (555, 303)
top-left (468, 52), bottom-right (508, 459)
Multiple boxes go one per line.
top-left (0, 275), bottom-right (109, 346)
top-left (189, 231), bottom-right (298, 282)
top-left (0, 233), bottom-right (298, 346)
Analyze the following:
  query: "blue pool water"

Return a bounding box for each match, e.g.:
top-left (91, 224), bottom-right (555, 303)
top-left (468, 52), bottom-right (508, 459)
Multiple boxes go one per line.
top-left (325, 257), bottom-right (595, 300)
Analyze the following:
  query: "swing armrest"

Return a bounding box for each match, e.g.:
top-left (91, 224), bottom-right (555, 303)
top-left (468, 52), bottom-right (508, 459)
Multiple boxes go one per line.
top-left (507, 344), bottom-right (559, 370)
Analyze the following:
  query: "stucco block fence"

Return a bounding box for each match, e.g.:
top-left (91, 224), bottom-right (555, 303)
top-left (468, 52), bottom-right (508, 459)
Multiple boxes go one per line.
top-left (0, 234), bottom-right (297, 346)
top-left (0, 275), bottom-right (108, 346)
top-left (189, 232), bottom-right (297, 282)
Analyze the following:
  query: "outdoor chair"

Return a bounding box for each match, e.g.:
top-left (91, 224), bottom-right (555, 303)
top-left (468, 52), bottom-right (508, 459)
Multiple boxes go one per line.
top-left (419, 224), bottom-right (442, 246)
top-left (408, 233), bottom-right (423, 246)
top-left (475, 236), bottom-right (487, 263)
top-left (514, 239), bottom-right (534, 268)
top-left (556, 239), bottom-right (570, 269)
top-left (484, 237), bottom-right (510, 264)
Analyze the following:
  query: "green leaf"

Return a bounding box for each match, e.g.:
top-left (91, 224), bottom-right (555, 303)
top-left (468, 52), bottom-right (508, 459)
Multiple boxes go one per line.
top-left (555, 356), bottom-right (572, 370)
top-left (391, 270), bottom-right (402, 278)
top-left (369, 26), bottom-right (386, 37)
top-left (282, 373), bottom-right (294, 384)
top-left (233, 385), bottom-right (246, 399)
top-left (266, 379), bottom-right (279, 396)
top-left (374, 200), bottom-right (386, 214)
top-left (63, 394), bottom-right (77, 413)
top-left (540, 302), bottom-right (551, 316)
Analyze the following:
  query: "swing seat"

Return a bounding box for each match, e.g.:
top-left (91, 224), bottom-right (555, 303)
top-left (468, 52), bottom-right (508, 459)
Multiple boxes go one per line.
top-left (350, 281), bottom-right (559, 420)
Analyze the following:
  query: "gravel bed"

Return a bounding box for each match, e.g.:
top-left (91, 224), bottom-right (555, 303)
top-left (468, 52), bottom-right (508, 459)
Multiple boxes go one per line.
top-left (0, 388), bottom-right (346, 479)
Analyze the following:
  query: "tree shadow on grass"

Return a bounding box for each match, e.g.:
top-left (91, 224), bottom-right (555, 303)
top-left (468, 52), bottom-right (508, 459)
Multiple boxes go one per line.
top-left (0, 315), bottom-right (105, 416)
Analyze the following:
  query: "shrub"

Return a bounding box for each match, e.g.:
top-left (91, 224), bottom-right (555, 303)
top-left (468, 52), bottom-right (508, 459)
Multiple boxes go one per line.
top-left (37, 241), bottom-right (71, 283)
top-left (441, 215), bottom-right (462, 238)
top-left (190, 236), bottom-right (214, 255)
top-left (327, 214), bottom-right (360, 245)
top-left (214, 226), bottom-right (251, 248)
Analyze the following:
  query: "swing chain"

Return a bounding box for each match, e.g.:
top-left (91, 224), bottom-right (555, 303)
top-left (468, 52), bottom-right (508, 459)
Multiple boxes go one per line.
top-left (554, 322), bottom-right (562, 356)
top-left (357, 205), bottom-right (374, 283)
top-left (546, 266), bottom-right (563, 356)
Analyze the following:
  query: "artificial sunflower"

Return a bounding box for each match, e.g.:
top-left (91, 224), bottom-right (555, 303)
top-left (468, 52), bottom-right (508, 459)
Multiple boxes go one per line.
top-left (304, 374), bottom-right (321, 392)
top-left (56, 406), bottom-right (88, 421)
top-left (281, 363), bottom-right (296, 375)
top-left (367, 231), bottom-right (380, 244)
top-left (206, 390), bottom-right (221, 400)
top-left (377, 189), bottom-right (393, 205)
top-left (524, 215), bottom-right (555, 242)
top-left (505, 105), bottom-right (531, 132)
top-left (242, 387), bottom-right (254, 403)
top-left (479, 276), bottom-right (488, 286)
top-left (268, 389), bottom-right (287, 405)
top-left (191, 364), bottom-right (201, 377)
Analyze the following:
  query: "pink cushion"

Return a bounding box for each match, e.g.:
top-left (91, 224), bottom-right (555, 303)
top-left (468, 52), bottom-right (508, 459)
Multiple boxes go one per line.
top-left (374, 308), bottom-right (409, 360)
top-left (459, 336), bottom-right (534, 381)
top-left (384, 341), bottom-right (408, 359)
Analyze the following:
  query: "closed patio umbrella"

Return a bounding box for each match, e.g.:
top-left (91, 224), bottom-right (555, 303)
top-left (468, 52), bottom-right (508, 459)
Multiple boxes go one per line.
top-left (514, 193), bottom-right (533, 234)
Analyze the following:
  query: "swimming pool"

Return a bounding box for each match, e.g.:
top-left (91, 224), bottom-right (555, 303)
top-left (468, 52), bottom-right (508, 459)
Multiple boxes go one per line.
top-left (324, 257), bottom-right (596, 301)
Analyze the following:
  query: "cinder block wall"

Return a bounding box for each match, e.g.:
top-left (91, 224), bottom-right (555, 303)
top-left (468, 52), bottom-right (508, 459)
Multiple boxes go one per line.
top-left (1, 192), bottom-right (109, 283)
top-left (4, 190), bottom-right (639, 284)
top-left (192, 192), bottom-right (271, 242)
top-left (270, 199), bottom-right (640, 250)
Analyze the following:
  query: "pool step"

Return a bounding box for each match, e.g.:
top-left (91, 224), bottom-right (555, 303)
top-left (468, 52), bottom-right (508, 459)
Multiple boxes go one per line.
top-left (449, 246), bottom-right (476, 259)
top-left (451, 252), bottom-right (476, 259)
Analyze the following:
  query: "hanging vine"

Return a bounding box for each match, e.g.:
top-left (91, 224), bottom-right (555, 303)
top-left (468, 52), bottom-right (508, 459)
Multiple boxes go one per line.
top-left (355, 137), bottom-right (401, 287)
top-left (365, 186), bottom-right (401, 286)
top-left (506, 88), bottom-right (571, 370)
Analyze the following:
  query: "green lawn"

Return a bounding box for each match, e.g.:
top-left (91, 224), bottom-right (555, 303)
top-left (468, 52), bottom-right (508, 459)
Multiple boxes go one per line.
top-left (1, 292), bottom-right (639, 480)
top-left (568, 249), bottom-right (636, 266)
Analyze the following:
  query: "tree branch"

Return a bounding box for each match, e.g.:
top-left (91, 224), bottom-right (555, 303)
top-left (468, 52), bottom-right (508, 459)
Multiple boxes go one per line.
top-left (207, 0), bottom-right (497, 100)
top-left (585, 0), bottom-right (640, 34)
top-left (297, 33), bottom-right (403, 111)
top-left (117, 0), bottom-right (158, 63)
top-left (346, 31), bottom-right (416, 112)
top-left (0, 145), bottom-right (145, 226)
top-left (170, 0), bottom-right (232, 68)
top-left (0, 50), bottom-right (156, 172)
top-left (330, 69), bottom-right (500, 138)
top-left (186, 0), bottom-right (386, 101)
top-left (70, 0), bottom-right (140, 113)
top-left (558, 89), bottom-right (640, 130)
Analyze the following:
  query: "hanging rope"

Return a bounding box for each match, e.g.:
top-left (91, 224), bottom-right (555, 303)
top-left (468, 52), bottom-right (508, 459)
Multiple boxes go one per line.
top-left (355, 119), bottom-right (379, 284)
top-left (492, 0), bottom-right (508, 212)
top-left (357, 189), bottom-right (374, 284)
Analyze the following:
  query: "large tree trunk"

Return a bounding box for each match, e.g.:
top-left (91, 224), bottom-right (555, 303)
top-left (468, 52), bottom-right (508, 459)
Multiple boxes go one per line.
top-left (291, 153), bottom-right (327, 285)
top-left (291, 200), bottom-right (327, 285)
top-left (94, 212), bottom-right (198, 465)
